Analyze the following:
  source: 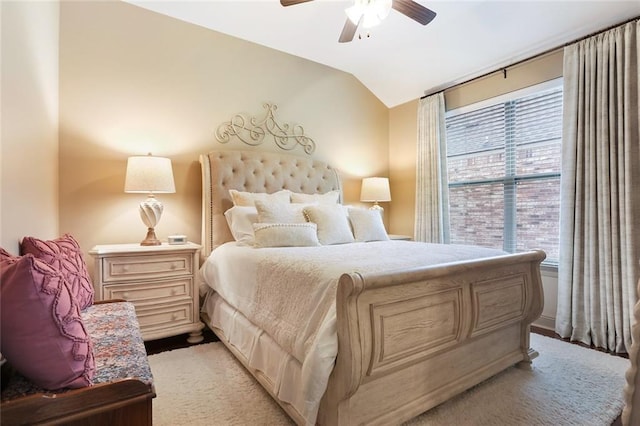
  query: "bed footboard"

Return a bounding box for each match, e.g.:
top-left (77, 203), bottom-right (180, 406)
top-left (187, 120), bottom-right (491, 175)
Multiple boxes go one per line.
top-left (318, 250), bottom-right (545, 426)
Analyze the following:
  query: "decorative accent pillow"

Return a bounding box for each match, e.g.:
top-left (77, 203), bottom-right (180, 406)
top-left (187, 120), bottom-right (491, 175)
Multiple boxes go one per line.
top-left (303, 204), bottom-right (355, 245)
top-left (253, 223), bottom-right (320, 248)
top-left (255, 200), bottom-right (307, 224)
top-left (224, 206), bottom-right (259, 245)
top-left (20, 234), bottom-right (94, 310)
top-left (0, 249), bottom-right (95, 390)
top-left (348, 207), bottom-right (390, 242)
top-left (291, 190), bottom-right (340, 204)
top-left (229, 189), bottom-right (291, 207)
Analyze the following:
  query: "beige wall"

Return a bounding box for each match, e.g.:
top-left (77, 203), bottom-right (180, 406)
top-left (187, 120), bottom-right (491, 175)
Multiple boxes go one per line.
top-left (1, 1), bottom-right (60, 254)
top-left (58, 1), bottom-right (388, 272)
top-left (388, 99), bottom-right (418, 238)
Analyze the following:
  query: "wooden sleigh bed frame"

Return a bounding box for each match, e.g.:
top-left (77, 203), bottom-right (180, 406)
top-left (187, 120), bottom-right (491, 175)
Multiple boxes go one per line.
top-left (199, 149), bottom-right (545, 425)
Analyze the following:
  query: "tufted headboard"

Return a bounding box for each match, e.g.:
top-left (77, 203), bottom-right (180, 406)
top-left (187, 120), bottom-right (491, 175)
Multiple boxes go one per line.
top-left (199, 150), bottom-right (342, 260)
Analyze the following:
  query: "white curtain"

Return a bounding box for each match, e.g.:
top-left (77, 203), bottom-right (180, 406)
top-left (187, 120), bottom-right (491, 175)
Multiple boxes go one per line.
top-left (556, 19), bottom-right (640, 353)
top-left (415, 92), bottom-right (449, 243)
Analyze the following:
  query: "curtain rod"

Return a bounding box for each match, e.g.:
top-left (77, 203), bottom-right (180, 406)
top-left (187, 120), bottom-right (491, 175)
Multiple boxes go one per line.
top-left (421, 15), bottom-right (640, 100)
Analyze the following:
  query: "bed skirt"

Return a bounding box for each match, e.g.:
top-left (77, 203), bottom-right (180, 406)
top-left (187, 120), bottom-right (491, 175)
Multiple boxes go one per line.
top-left (202, 291), bottom-right (333, 425)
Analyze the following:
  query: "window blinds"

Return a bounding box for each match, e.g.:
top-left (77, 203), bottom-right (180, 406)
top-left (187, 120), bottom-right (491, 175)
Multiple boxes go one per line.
top-left (445, 85), bottom-right (563, 262)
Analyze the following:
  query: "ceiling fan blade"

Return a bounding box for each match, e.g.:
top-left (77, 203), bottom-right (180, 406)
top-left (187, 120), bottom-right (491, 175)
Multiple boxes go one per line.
top-left (280, 0), bottom-right (314, 6)
top-left (392, 0), bottom-right (436, 25)
top-left (338, 17), bottom-right (358, 43)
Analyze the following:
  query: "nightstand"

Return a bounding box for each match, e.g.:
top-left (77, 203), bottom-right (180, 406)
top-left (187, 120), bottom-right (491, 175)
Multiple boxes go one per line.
top-left (388, 234), bottom-right (412, 241)
top-left (89, 242), bottom-right (204, 344)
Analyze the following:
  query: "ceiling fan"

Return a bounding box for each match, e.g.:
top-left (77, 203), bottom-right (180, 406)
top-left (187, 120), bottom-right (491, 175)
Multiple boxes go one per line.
top-left (280, 0), bottom-right (436, 43)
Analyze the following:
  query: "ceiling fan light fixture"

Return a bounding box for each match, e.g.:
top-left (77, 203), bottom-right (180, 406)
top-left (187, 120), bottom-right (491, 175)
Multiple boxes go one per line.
top-left (372, 0), bottom-right (393, 19)
top-left (345, 0), bottom-right (393, 28)
top-left (282, 0), bottom-right (436, 44)
top-left (361, 13), bottom-right (382, 29)
top-left (345, 3), bottom-right (364, 25)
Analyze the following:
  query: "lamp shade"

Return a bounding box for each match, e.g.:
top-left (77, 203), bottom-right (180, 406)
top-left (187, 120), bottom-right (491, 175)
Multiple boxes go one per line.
top-left (124, 154), bottom-right (175, 194)
top-left (360, 177), bottom-right (391, 202)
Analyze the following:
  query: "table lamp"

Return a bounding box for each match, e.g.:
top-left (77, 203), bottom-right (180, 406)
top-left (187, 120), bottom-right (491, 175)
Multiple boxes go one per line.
top-left (360, 177), bottom-right (391, 211)
top-left (124, 153), bottom-right (176, 246)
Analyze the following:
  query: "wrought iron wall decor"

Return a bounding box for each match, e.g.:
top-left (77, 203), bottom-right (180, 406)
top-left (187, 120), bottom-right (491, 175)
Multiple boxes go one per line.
top-left (215, 103), bottom-right (316, 155)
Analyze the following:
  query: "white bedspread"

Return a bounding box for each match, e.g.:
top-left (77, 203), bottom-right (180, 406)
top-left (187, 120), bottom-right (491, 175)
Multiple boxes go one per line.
top-left (200, 240), bottom-right (506, 424)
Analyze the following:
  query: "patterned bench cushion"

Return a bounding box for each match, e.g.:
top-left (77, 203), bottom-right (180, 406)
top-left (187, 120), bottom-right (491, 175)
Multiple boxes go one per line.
top-left (1, 302), bottom-right (153, 401)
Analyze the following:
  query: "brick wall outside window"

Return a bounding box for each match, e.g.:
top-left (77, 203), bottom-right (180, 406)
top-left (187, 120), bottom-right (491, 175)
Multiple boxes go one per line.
top-left (445, 84), bottom-right (562, 264)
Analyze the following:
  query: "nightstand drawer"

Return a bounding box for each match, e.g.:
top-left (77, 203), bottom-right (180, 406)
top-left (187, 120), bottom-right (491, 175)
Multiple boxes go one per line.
top-left (102, 253), bottom-right (193, 282)
top-left (136, 302), bottom-right (194, 332)
top-left (102, 278), bottom-right (192, 303)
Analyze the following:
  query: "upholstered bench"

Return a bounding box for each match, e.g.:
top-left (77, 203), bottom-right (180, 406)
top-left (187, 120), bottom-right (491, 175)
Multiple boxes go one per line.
top-left (1, 300), bottom-right (155, 426)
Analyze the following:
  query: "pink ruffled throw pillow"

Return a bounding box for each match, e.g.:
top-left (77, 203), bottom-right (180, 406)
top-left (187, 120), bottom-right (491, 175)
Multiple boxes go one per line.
top-left (0, 248), bottom-right (95, 389)
top-left (20, 234), bottom-right (94, 309)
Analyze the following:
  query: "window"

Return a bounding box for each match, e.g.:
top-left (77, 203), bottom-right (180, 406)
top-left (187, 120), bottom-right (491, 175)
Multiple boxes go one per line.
top-left (445, 82), bottom-right (562, 264)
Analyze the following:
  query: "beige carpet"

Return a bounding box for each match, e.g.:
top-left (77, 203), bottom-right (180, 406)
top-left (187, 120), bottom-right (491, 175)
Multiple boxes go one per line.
top-left (148, 333), bottom-right (630, 425)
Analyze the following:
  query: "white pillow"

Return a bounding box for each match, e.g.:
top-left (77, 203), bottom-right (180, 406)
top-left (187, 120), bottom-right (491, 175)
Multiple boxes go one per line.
top-left (303, 204), bottom-right (355, 245)
top-left (224, 206), bottom-right (258, 244)
top-left (253, 223), bottom-right (320, 248)
top-left (348, 207), bottom-right (389, 242)
top-left (255, 200), bottom-right (307, 223)
top-left (291, 190), bottom-right (340, 204)
top-left (229, 189), bottom-right (291, 207)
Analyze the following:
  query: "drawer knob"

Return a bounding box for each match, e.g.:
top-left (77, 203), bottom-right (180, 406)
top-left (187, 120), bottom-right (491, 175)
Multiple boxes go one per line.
top-left (171, 289), bottom-right (177, 295)
top-left (122, 265), bottom-right (129, 272)
top-left (171, 313), bottom-right (178, 320)
top-left (122, 292), bottom-right (130, 300)
top-left (170, 263), bottom-right (178, 270)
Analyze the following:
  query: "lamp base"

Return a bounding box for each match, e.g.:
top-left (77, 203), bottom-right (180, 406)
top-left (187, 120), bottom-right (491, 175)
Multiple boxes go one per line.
top-left (140, 227), bottom-right (162, 246)
top-left (369, 202), bottom-right (384, 213)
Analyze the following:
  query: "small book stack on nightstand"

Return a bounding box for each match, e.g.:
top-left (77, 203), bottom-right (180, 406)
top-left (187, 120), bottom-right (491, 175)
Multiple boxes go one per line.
top-left (89, 242), bottom-right (204, 344)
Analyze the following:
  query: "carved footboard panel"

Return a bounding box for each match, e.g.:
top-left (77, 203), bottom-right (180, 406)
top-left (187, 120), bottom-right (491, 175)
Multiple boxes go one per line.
top-left (318, 250), bottom-right (545, 426)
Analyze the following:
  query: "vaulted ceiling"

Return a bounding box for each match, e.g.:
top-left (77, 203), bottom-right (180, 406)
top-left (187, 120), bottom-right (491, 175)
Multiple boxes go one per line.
top-left (126, 0), bottom-right (640, 107)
